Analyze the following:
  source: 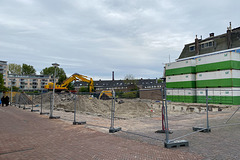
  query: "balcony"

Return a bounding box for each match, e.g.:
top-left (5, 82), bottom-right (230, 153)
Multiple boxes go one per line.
top-left (20, 85), bottom-right (25, 88)
top-left (20, 79), bottom-right (27, 82)
top-left (10, 79), bottom-right (16, 82)
top-left (20, 82), bottom-right (27, 85)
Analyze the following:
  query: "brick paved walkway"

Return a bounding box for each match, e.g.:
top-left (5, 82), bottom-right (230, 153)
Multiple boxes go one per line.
top-left (0, 106), bottom-right (203, 160)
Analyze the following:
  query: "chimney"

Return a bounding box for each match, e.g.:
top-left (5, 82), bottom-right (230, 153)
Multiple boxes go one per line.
top-left (209, 33), bottom-right (214, 37)
top-left (112, 71), bottom-right (114, 81)
top-left (195, 35), bottom-right (199, 55)
top-left (227, 22), bottom-right (232, 49)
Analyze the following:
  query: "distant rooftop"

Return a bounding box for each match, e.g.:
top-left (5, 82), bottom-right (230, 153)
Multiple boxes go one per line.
top-left (8, 74), bottom-right (51, 79)
top-left (178, 23), bottom-right (240, 59)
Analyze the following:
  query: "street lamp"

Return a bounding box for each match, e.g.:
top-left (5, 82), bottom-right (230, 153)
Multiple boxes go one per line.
top-left (49, 63), bottom-right (60, 119)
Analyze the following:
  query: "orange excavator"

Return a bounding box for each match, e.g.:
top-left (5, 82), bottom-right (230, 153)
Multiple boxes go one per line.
top-left (44, 73), bottom-right (94, 92)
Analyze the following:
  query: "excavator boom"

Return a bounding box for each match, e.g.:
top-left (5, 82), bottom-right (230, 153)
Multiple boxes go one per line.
top-left (44, 73), bottom-right (94, 92)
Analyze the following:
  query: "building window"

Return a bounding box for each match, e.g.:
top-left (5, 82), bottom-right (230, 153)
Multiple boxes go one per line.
top-left (189, 46), bottom-right (195, 52)
top-left (209, 41), bottom-right (213, 47)
top-left (200, 41), bottom-right (213, 49)
top-left (205, 43), bottom-right (209, 47)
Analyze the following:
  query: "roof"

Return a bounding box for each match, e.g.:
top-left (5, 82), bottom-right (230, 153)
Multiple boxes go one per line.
top-left (178, 26), bottom-right (240, 59)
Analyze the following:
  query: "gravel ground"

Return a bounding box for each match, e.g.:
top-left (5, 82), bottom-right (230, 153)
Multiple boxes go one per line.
top-left (25, 98), bottom-right (240, 159)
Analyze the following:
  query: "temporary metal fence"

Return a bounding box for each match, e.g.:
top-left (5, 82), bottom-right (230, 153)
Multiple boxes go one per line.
top-left (10, 88), bottom-right (240, 149)
top-left (164, 88), bottom-right (240, 148)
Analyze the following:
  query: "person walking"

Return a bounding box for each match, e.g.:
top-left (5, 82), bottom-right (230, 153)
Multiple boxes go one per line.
top-left (1, 96), bottom-right (5, 107)
top-left (5, 96), bottom-right (9, 106)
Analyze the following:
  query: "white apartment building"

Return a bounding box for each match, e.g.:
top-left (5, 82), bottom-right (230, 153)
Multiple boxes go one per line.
top-left (6, 74), bottom-right (55, 90)
top-left (1, 61), bottom-right (57, 91)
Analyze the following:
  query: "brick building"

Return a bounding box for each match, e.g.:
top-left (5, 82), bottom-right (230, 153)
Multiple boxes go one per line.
top-left (75, 78), bottom-right (162, 92)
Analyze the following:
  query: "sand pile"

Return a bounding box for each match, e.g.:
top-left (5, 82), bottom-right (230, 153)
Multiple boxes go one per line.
top-left (32, 92), bottom-right (162, 118)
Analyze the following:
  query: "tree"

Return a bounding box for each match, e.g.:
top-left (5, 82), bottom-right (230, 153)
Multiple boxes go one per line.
top-left (12, 86), bottom-right (19, 92)
top-left (0, 74), bottom-right (8, 92)
top-left (124, 74), bottom-right (139, 91)
top-left (67, 82), bottom-right (75, 90)
top-left (124, 74), bottom-right (136, 85)
top-left (40, 67), bottom-right (67, 84)
top-left (157, 78), bottom-right (163, 83)
top-left (0, 74), bottom-right (4, 88)
top-left (22, 64), bottom-right (36, 75)
top-left (8, 63), bottom-right (22, 74)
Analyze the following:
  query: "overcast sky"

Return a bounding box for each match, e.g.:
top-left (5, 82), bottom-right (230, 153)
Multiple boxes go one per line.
top-left (1, 0), bottom-right (240, 80)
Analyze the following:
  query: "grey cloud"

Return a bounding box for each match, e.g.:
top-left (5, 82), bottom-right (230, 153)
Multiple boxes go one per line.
top-left (1, 0), bottom-right (240, 80)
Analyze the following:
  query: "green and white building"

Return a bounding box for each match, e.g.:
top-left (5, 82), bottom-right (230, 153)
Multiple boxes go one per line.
top-left (166, 24), bottom-right (240, 105)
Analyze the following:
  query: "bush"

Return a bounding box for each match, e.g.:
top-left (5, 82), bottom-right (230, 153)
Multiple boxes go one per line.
top-left (79, 87), bottom-right (89, 92)
top-left (122, 91), bottom-right (139, 98)
top-left (12, 86), bottom-right (19, 92)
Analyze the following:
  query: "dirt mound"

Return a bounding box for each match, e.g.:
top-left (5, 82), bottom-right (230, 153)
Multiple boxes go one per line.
top-left (33, 92), bottom-right (162, 118)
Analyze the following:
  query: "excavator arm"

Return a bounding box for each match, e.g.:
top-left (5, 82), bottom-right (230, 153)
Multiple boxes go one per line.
top-left (61, 73), bottom-right (94, 92)
top-left (44, 73), bottom-right (94, 92)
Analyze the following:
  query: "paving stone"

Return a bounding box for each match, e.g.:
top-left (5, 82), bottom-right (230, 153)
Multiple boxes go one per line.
top-left (0, 106), bottom-right (203, 160)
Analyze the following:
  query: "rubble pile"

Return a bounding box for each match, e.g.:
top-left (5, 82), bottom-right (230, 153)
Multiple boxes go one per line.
top-left (32, 92), bottom-right (162, 118)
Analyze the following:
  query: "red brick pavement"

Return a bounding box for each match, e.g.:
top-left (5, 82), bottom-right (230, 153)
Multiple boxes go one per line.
top-left (0, 106), bottom-right (204, 160)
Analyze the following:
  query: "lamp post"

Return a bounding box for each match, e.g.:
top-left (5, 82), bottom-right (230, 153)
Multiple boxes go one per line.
top-left (49, 63), bottom-right (60, 119)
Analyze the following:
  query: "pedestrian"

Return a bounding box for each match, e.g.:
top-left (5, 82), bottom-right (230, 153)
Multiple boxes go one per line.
top-left (5, 96), bottom-right (9, 106)
top-left (1, 96), bottom-right (5, 107)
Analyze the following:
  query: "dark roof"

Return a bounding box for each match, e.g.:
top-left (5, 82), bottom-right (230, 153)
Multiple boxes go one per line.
top-left (178, 26), bottom-right (240, 59)
top-left (75, 78), bottom-right (161, 88)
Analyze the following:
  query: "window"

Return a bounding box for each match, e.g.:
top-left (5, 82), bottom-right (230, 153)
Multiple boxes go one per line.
top-left (200, 41), bottom-right (213, 49)
top-left (189, 46), bottom-right (195, 52)
top-left (205, 43), bottom-right (209, 47)
top-left (209, 41), bottom-right (213, 47)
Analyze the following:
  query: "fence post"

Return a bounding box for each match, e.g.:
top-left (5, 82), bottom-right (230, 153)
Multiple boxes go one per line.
top-left (31, 94), bottom-right (34, 111)
top-left (155, 87), bottom-right (172, 134)
top-left (109, 89), bottom-right (121, 133)
top-left (40, 90), bottom-right (49, 115)
top-left (31, 93), bottom-right (39, 112)
top-left (49, 92), bottom-right (60, 119)
top-left (73, 93), bottom-right (76, 123)
top-left (164, 87), bottom-right (169, 143)
top-left (41, 91), bottom-right (43, 113)
top-left (49, 93), bottom-right (52, 116)
top-left (193, 89), bottom-right (211, 132)
top-left (73, 93), bottom-right (86, 125)
top-left (206, 89), bottom-right (210, 131)
top-left (110, 90), bottom-right (115, 130)
top-left (164, 87), bottom-right (189, 148)
top-left (18, 94), bottom-right (21, 108)
top-left (205, 89), bottom-right (211, 132)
